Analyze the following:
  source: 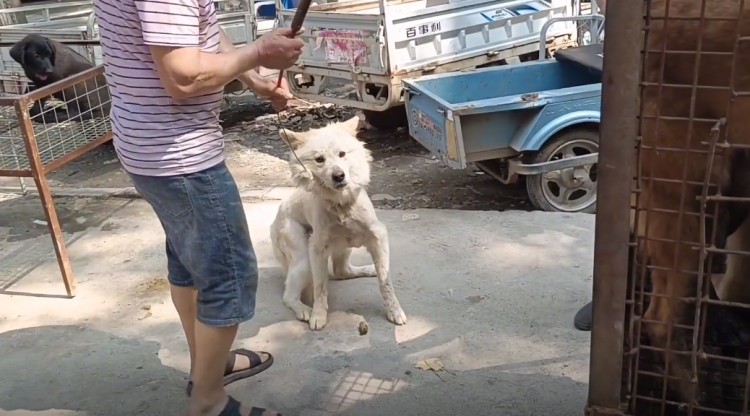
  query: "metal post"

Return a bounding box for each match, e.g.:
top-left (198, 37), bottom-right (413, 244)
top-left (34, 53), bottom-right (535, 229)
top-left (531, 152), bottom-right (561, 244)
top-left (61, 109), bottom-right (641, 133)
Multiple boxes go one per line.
top-left (586, 0), bottom-right (642, 413)
top-left (15, 98), bottom-right (76, 298)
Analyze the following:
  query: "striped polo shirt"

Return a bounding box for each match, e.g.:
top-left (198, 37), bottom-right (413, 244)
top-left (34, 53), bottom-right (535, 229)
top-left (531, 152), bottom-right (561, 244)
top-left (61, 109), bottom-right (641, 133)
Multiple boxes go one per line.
top-left (94, 0), bottom-right (225, 177)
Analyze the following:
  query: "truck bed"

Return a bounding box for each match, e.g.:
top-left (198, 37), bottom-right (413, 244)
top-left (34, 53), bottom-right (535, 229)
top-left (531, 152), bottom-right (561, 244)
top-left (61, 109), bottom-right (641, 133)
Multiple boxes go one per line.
top-left (406, 58), bottom-right (600, 112)
top-left (403, 59), bottom-right (601, 168)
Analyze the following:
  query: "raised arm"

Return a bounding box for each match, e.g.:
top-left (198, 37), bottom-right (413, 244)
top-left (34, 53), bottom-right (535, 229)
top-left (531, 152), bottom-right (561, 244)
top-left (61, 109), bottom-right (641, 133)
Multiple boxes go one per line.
top-left (217, 27), bottom-right (262, 88)
top-left (136, 0), bottom-right (303, 100)
top-left (217, 27), bottom-right (296, 110)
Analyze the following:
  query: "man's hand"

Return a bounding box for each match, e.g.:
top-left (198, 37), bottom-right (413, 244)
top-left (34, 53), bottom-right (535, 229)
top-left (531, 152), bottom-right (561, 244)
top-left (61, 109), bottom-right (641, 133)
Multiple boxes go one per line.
top-left (252, 28), bottom-right (305, 70)
top-left (247, 71), bottom-right (294, 111)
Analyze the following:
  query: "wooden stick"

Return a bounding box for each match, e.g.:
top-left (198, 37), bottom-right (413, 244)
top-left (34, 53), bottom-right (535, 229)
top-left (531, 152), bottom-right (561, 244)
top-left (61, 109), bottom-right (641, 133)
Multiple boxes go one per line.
top-left (276, 0), bottom-right (314, 87)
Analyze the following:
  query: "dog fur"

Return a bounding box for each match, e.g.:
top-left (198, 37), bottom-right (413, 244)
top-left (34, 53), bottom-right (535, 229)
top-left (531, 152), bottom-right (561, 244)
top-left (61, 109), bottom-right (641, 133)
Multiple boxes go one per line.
top-left (636, 0), bottom-right (750, 402)
top-left (269, 116), bottom-right (407, 331)
top-left (10, 34), bottom-right (111, 124)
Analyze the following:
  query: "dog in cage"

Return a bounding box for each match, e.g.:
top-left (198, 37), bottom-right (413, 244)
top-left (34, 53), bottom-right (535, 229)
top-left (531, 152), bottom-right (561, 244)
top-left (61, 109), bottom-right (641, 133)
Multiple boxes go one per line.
top-left (9, 34), bottom-right (111, 125)
top-left (634, 0), bottom-right (750, 406)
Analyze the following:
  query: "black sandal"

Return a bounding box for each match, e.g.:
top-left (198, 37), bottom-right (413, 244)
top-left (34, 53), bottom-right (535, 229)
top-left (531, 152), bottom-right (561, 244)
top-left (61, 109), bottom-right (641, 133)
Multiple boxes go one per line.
top-left (186, 349), bottom-right (274, 396)
top-left (573, 301), bottom-right (593, 331)
top-left (219, 395), bottom-right (281, 416)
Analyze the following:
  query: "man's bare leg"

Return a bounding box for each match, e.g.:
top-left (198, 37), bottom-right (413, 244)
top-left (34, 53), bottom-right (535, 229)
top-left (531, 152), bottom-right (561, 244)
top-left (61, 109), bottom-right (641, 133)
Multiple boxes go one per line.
top-left (171, 285), bottom-right (263, 387)
top-left (188, 322), bottom-right (239, 416)
top-left (130, 162), bottom-right (280, 415)
top-left (172, 285), bottom-right (199, 374)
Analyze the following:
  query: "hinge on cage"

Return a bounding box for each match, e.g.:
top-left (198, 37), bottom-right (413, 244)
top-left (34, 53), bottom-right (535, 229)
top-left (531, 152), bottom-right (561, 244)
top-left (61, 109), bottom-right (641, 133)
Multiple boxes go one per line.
top-left (697, 118), bottom-right (727, 259)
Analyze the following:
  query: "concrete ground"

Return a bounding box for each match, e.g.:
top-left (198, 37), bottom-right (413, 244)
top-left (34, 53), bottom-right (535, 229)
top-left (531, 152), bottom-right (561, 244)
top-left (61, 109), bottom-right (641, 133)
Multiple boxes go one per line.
top-left (0, 191), bottom-right (594, 416)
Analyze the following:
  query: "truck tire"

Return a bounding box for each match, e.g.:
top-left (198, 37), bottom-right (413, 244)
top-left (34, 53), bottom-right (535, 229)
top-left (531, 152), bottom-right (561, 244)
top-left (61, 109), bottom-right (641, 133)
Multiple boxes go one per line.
top-left (363, 107), bottom-right (409, 131)
top-left (525, 127), bottom-right (599, 214)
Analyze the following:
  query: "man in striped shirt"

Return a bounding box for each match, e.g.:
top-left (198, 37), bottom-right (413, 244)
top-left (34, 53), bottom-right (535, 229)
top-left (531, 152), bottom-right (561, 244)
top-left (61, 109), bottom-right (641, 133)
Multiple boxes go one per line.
top-left (94, 0), bottom-right (304, 414)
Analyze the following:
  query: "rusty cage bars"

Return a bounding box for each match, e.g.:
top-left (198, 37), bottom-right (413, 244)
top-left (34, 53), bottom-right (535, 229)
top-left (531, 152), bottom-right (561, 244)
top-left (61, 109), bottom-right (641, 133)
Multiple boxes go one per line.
top-left (0, 63), bottom-right (113, 298)
top-left (588, 0), bottom-right (750, 415)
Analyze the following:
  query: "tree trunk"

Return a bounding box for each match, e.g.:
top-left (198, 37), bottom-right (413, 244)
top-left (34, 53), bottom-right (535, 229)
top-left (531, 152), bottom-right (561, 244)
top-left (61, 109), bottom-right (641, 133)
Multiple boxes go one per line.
top-left (0, 0), bottom-right (24, 27)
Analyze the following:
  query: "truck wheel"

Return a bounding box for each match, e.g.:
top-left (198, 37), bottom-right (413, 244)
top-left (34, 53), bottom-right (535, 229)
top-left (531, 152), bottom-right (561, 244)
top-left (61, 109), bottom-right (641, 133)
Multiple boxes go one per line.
top-left (525, 127), bottom-right (599, 214)
top-left (363, 107), bottom-right (409, 131)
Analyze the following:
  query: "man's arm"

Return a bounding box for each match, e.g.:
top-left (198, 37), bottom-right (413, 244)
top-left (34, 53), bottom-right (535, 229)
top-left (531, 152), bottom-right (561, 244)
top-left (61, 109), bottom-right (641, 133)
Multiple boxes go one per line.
top-left (135, 0), bottom-right (262, 100)
top-left (150, 45), bottom-right (261, 99)
top-left (217, 27), bottom-right (264, 90)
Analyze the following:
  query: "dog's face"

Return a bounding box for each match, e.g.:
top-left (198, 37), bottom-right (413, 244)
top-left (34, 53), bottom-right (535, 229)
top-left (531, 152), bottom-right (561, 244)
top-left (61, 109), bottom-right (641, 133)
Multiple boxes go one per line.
top-left (279, 116), bottom-right (372, 194)
top-left (10, 35), bottom-right (56, 83)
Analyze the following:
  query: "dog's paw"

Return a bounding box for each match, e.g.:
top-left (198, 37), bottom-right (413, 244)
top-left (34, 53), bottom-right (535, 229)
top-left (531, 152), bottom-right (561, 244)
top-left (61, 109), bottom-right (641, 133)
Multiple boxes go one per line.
top-left (358, 264), bottom-right (377, 277)
top-left (309, 310), bottom-right (328, 331)
top-left (387, 305), bottom-right (408, 325)
top-left (294, 305), bottom-right (313, 322)
top-left (332, 264), bottom-right (377, 280)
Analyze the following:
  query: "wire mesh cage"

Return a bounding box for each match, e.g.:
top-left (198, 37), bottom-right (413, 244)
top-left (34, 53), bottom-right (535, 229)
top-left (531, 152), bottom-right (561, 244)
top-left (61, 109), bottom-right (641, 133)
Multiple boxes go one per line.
top-left (0, 79), bottom-right (112, 174)
top-left (0, 44), bottom-right (112, 297)
top-left (588, 0), bottom-right (750, 415)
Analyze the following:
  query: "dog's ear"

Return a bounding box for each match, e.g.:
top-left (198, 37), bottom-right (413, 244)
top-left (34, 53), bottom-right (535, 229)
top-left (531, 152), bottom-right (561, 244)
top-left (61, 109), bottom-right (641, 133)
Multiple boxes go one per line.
top-left (279, 128), bottom-right (304, 149)
top-left (338, 116), bottom-right (362, 135)
top-left (9, 40), bottom-right (26, 65)
top-left (44, 37), bottom-right (56, 65)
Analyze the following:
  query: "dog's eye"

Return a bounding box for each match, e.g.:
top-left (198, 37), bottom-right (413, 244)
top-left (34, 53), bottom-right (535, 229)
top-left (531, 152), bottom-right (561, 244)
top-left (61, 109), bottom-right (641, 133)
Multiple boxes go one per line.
top-left (338, 151), bottom-right (346, 158)
top-left (315, 156), bottom-right (325, 163)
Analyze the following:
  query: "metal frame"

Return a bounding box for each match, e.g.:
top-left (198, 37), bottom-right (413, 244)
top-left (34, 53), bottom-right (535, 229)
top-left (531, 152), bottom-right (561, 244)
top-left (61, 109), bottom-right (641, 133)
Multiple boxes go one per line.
top-left (0, 65), bottom-right (113, 298)
top-left (538, 13), bottom-right (605, 59)
top-left (587, 0), bottom-right (750, 414)
top-left (0, 1), bottom-right (96, 25)
top-left (509, 153), bottom-right (598, 175)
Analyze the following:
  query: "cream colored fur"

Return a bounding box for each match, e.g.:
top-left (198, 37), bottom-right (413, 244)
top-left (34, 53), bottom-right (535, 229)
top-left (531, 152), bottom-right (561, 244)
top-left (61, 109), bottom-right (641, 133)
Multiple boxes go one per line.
top-left (269, 116), bottom-right (407, 330)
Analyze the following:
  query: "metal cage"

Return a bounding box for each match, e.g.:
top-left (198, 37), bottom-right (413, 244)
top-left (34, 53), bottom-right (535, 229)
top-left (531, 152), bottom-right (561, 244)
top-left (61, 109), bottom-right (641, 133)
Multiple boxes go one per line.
top-left (588, 0), bottom-right (750, 415)
top-left (0, 55), bottom-right (112, 298)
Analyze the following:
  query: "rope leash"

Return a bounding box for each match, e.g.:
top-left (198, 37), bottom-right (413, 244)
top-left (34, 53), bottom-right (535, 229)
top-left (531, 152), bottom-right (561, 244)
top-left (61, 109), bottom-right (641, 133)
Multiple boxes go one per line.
top-left (276, 108), bottom-right (308, 173)
top-left (273, 0), bottom-right (314, 173)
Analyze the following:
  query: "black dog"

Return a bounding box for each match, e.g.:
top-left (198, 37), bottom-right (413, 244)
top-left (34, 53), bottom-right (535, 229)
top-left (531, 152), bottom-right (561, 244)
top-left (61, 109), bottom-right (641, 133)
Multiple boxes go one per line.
top-left (10, 34), bottom-right (111, 124)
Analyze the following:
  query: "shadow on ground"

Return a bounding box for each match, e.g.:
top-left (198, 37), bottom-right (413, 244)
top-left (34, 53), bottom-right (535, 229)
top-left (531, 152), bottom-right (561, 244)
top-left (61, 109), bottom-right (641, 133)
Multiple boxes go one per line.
top-left (331, 366), bottom-right (586, 416)
top-left (0, 323), bottom-right (587, 416)
top-left (0, 325), bottom-right (187, 415)
top-left (0, 195), bottom-right (134, 297)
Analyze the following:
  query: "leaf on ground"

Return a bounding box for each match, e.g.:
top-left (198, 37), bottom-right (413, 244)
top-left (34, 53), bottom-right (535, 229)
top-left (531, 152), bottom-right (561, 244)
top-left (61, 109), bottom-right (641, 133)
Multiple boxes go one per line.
top-left (415, 358), bottom-right (445, 372)
top-left (138, 305), bottom-right (153, 320)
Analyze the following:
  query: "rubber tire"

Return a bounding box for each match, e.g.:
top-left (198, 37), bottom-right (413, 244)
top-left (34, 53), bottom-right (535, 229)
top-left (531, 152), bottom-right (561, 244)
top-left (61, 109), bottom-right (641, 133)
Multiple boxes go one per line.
top-left (525, 127), bottom-right (599, 214)
top-left (363, 106), bottom-right (409, 131)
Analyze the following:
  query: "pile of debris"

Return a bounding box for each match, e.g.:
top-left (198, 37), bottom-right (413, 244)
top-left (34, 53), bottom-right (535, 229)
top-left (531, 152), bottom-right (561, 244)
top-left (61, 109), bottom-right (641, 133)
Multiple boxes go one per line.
top-left (240, 102), bottom-right (360, 135)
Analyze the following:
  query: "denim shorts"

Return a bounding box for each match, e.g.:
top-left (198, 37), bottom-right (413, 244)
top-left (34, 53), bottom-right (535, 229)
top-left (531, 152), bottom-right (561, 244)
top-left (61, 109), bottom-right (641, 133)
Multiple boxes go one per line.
top-left (128, 161), bottom-right (258, 327)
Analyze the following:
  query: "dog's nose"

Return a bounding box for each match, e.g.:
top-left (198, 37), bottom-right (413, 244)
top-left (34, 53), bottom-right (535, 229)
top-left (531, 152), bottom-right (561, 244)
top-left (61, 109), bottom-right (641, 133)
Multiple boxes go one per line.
top-left (332, 171), bottom-right (346, 183)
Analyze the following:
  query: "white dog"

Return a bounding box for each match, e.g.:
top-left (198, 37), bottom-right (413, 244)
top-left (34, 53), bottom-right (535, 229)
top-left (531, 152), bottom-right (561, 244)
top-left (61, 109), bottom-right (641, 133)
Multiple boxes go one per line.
top-left (269, 116), bottom-right (407, 331)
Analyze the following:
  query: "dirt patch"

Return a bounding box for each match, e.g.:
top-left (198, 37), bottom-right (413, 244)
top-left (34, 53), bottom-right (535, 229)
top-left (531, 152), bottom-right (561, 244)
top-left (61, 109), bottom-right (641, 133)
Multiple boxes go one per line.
top-left (8, 95), bottom-right (534, 212)
top-left (0, 195), bottom-right (127, 243)
top-left (134, 276), bottom-right (170, 298)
